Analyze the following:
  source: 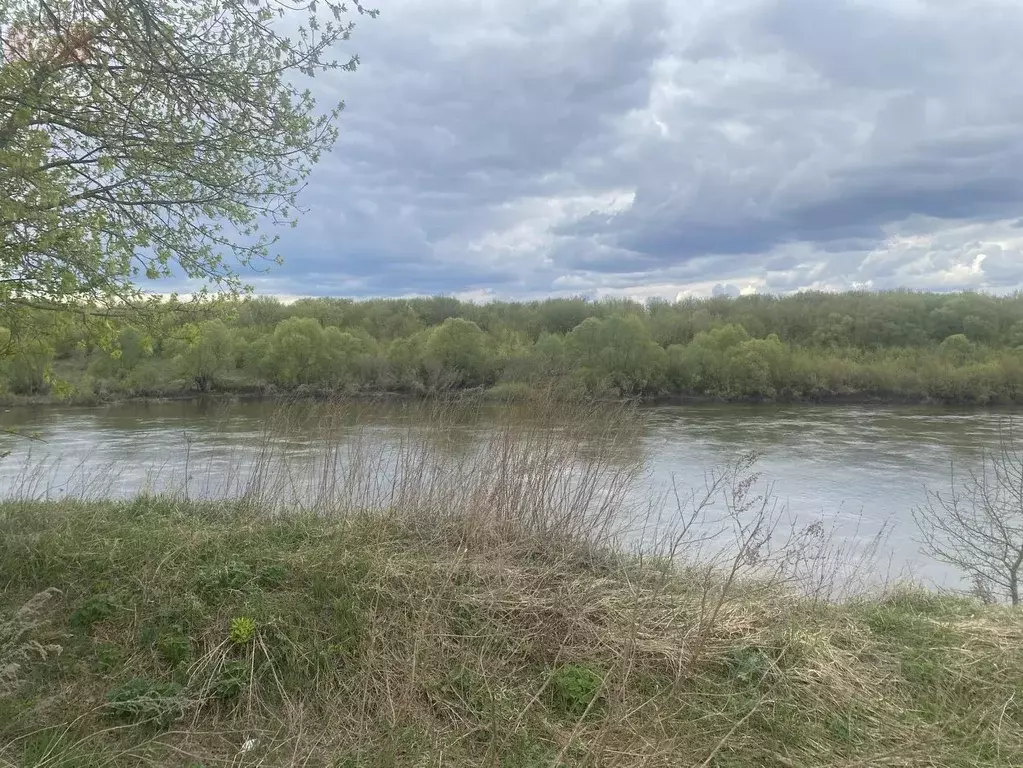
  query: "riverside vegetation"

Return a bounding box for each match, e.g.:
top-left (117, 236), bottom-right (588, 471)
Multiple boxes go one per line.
top-left (5, 290), bottom-right (1023, 404)
top-left (2, 400), bottom-right (1023, 767)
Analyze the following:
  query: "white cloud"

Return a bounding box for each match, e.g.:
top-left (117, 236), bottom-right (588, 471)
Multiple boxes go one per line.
top-left (237, 0), bottom-right (1023, 299)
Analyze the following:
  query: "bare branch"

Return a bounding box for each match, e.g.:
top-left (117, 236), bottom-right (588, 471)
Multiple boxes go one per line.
top-left (914, 420), bottom-right (1023, 605)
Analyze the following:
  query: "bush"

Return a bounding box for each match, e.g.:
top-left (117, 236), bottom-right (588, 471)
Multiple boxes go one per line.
top-left (70, 594), bottom-right (118, 631)
top-left (155, 633), bottom-right (190, 667)
top-left (210, 660), bottom-right (248, 701)
top-left (423, 318), bottom-right (491, 388)
top-left (550, 663), bottom-right (604, 716)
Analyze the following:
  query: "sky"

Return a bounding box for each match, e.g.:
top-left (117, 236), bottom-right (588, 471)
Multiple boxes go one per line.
top-left (249, 0), bottom-right (1023, 302)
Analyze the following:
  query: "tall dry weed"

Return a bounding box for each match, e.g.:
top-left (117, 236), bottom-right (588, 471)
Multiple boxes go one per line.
top-left (0, 588), bottom-right (62, 699)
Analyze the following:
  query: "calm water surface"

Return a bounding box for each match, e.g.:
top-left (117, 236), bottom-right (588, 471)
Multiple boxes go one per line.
top-left (1, 400), bottom-right (1017, 587)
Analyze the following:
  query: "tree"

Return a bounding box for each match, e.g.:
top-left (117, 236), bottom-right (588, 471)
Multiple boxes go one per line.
top-left (1009, 321), bottom-right (1023, 349)
top-left (724, 335), bottom-right (789, 398)
top-left (528, 298), bottom-right (591, 338)
top-left (262, 316), bottom-right (328, 387)
top-left (647, 301), bottom-right (692, 347)
top-left (939, 334), bottom-right (975, 365)
top-left (914, 426), bottom-right (1023, 605)
top-left (528, 333), bottom-right (570, 380)
top-left (669, 324), bottom-right (751, 396)
top-left (176, 319), bottom-right (234, 391)
top-left (386, 334), bottom-right (424, 390)
top-left (320, 326), bottom-right (373, 388)
top-left (811, 313), bottom-right (854, 349)
top-left (0, 325), bottom-right (51, 393)
top-left (423, 317), bottom-right (490, 389)
top-left (89, 323), bottom-right (153, 380)
top-left (0, 0), bottom-right (375, 322)
top-left (566, 315), bottom-right (665, 395)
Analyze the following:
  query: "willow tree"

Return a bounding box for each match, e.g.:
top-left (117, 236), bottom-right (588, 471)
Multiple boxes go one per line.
top-left (0, 0), bottom-right (372, 334)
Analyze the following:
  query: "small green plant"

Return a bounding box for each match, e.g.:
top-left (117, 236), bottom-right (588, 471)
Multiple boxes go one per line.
top-left (147, 594), bottom-right (206, 637)
top-left (449, 603), bottom-right (483, 636)
top-left (156, 632), bottom-right (190, 667)
top-left (105, 678), bottom-right (185, 727)
top-left (194, 560), bottom-right (254, 597)
top-left (92, 642), bottom-right (123, 673)
top-left (210, 660), bottom-right (248, 700)
top-left (70, 594), bottom-right (118, 631)
top-left (550, 663), bottom-right (604, 716)
top-left (724, 645), bottom-right (772, 688)
top-left (501, 734), bottom-right (556, 768)
top-left (229, 616), bottom-right (256, 645)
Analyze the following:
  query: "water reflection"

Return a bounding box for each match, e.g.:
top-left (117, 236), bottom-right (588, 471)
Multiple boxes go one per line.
top-left (2, 400), bottom-right (1021, 588)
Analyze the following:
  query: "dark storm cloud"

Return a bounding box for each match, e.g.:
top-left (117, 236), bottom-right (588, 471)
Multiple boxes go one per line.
top-left (335, 0), bottom-right (666, 198)
top-left (263, 0), bottom-right (1023, 298)
top-left (267, 0), bottom-right (671, 296)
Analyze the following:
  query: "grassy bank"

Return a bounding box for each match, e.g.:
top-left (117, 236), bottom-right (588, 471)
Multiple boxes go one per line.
top-left (2, 497), bottom-right (1022, 767)
top-left (3, 400), bottom-right (1022, 766)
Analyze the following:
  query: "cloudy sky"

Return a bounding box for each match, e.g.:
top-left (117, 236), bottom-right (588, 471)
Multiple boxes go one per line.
top-left (254, 0), bottom-right (1023, 301)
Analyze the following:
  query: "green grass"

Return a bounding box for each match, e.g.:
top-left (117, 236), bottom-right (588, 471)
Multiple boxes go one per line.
top-left (1, 497), bottom-right (1022, 767)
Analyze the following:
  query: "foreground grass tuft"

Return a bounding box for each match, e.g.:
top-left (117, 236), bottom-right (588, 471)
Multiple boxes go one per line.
top-left (2, 497), bottom-right (1022, 767)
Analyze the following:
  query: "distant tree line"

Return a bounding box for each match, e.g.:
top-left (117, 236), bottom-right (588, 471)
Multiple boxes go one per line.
top-left (5, 290), bottom-right (1023, 404)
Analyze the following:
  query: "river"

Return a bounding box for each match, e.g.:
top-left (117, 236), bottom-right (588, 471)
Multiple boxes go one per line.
top-left (1, 400), bottom-right (1018, 590)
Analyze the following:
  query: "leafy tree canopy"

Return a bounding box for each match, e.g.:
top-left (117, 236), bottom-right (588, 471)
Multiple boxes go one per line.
top-left (0, 0), bottom-right (374, 330)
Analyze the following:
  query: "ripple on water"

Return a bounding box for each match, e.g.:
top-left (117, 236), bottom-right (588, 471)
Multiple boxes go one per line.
top-left (2, 401), bottom-right (1022, 588)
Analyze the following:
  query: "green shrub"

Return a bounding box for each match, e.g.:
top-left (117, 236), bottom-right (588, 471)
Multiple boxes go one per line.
top-left (550, 663), bottom-right (603, 716)
top-left (210, 660), bottom-right (248, 700)
top-left (155, 633), bottom-right (190, 667)
top-left (70, 594), bottom-right (118, 631)
top-left (91, 642), bottom-right (123, 673)
top-left (723, 645), bottom-right (772, 687)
